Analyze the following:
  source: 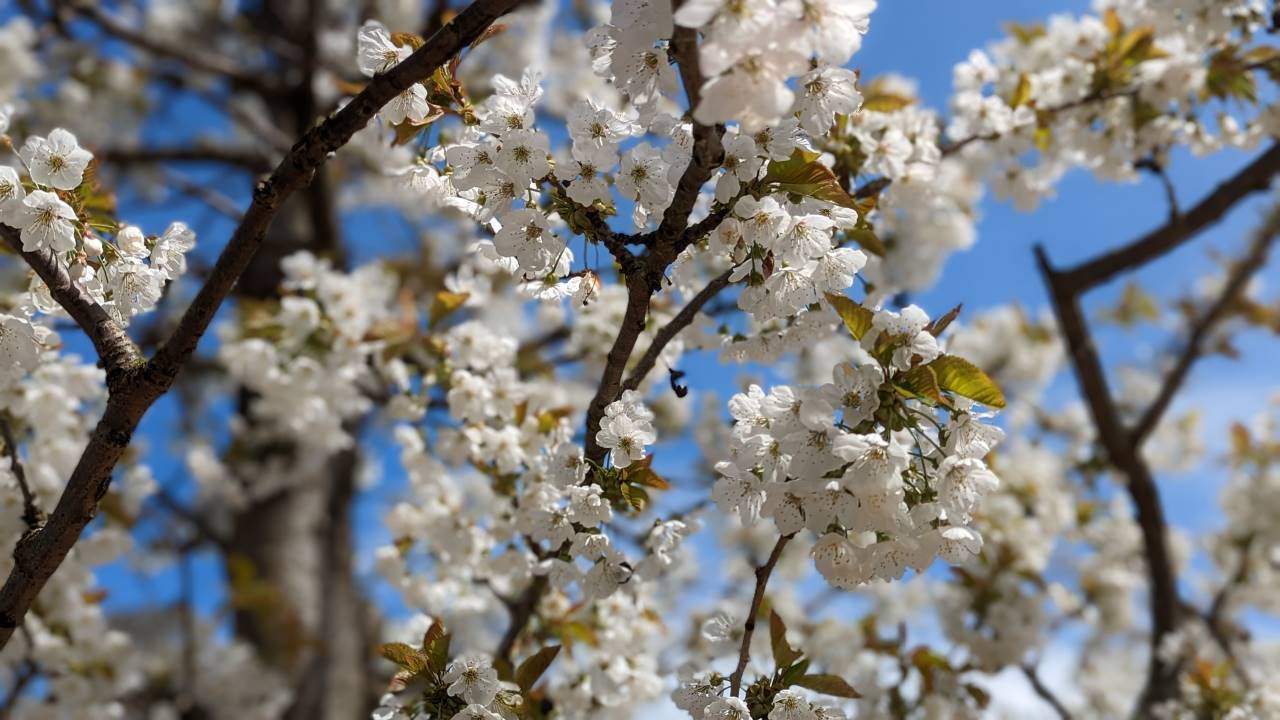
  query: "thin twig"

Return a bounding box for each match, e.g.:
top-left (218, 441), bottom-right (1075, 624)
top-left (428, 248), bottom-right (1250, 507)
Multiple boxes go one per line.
top-left (0, 659), bottom-right (37, 720)
top-left (160, 169), bottom-right (245, 222)
top-left (0, 417), bottom-right (41, 531)
top-left (99, 144), bottom-right (274, 173)
top-left (622, 269), bottom-right (733, 392)
top-left (942, 87), bottom-right (1136, 157)
top-left (1135, 157), bottom-right (1180, 223)
top-left (495, 575), bottom-right (548, 663)
top-left (1021, 664), bottom-right (1073, 720)
top-left (728, 534), bottom-right (793, 696)
top-left (1199, 534), bottom-right (1256, 688)
top-left (1131, 219), bottom-right (1280, 444)
top-left (153, 486), bottom-right (230, 551)
top-left (62, 0), bottom-right (280, 96)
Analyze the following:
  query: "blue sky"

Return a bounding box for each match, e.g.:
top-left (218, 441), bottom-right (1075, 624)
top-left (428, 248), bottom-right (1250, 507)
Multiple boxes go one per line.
top-left (49, 0), bottom-right (1278, 712)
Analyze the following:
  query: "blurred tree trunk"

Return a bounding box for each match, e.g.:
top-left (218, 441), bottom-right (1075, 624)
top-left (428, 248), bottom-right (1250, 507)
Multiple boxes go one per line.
top-left (222, 2), bottom-right (378, 717)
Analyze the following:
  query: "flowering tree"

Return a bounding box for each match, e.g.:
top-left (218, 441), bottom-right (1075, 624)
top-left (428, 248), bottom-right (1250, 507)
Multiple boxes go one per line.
top-left (0, 0), bottom-right (1279, 718)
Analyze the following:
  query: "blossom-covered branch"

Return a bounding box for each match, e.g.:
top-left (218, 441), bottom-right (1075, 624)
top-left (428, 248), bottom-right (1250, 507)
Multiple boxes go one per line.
top-left (0, 224), bottom-right (142, 375)
top-left (0, 0), bottom-right (526, 651)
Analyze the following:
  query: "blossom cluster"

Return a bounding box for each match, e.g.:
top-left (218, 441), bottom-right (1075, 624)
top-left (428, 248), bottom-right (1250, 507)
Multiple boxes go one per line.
top-left (713, 302), bottom-right (1006, 590)
top-left (2, 127), bottom-right (194, 325)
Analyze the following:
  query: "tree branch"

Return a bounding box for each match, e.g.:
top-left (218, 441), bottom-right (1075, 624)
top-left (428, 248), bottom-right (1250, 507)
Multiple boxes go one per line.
top-left (1021, 664), bottom-right (1073, 720)
top-left (495, 575), bottom-right (548, 664)
top-left (0, 416), bottom-right (41, 532)
top-left (1035, 245), bottom-right (1181, 710)
top-left (1131, 215), bottom-right (1280, 444)
top-left (583, 277), bottom-right (653, 465)
top-left (98, 144), bottom-right (275, 173)
top-left (652, 26), bottom-right (724, 257)
top-left (622, 268), bottom-right (732, 392)
top-left (0, 0), bottom-right (525, 651)
top-left (1059, 143), bottom-right (1280, 292)
top-left (60, 0), bottom-right (281, 96)
top-left (1197, 534), bottom-right (1255, 688)
top-left (1135, 157), bottom-right (1180, 223)
top-left (728, 533), bottom-right (792, 696)
top-left (0, 225), bottom-right (143, 376)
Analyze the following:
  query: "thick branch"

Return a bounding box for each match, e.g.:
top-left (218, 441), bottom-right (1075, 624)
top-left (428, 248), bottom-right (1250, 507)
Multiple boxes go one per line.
top-left (728, 534), bottom-right (792, 696)
top-left (583, 277), bottom-right (653, 465)
top-left (622, 269), bottom-right (732, 392)
top-left (652, 26), bottom-right (724, 257)
top-left (1035, 246), bottom-right (1181, 710)
top-left (0, 0), bottom-right (524, 651)
top-left (1059, 143), bottom-right (1280, 292)
top-left (1131, 215), bottom-right (1280, 444)
top-left (0, 225), bottom-right (143, 376)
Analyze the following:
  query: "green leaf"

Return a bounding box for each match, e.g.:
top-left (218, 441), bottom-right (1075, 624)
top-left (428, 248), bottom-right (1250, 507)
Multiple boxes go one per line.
top-left (421, 619), bottom-right (445, 652)
top-left (862, 92), bottom-right (914, 113)
top-left (769, 610), bottom-right (803, 669)
top-left (618, 483), bottom-right (649, 511)
top-left (762, 149), bottom-right (857, 209)
top-left (1102, 8), bottom-right (1123, 35)
top-left (1009, 73), bottom-right (1032, 109)
top-left (1205, 48), bottom-right (1258, 103)
top-left (910, 647), bottom-right (954, 693)
top-left (1005, 21), bottom-right (1046, 45)
top-left (378, 642), bottom-right (428, 674)
top-left (896, 365), bottom-right (942, 406)
top-left (515, 645), bottom-right (561, 693)
top-left (927, 355), bottom-right (1006, 409)
top-left (793, 673), bottom-right (862, 699)
top-left (424, 630), bottom-right (451, 675)
top-left (825, 293), bottom-right (874, 340)
top-left (429, 290), bottom-right (470, 327)
top-left (390, 102), bottom-right (445, 146)
top-left (1099, 281), bottom-right (1158, 327)
top-left (777, 657), bottom-right (811, 687)
top-left (536, 407), bottom-right (573, 434)
top-left (622, 454), bottom-right (671, 490)
top-left (846, 225), bottom-right (885, 257)
top-left (925, 304), bottom-right (963, 337)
